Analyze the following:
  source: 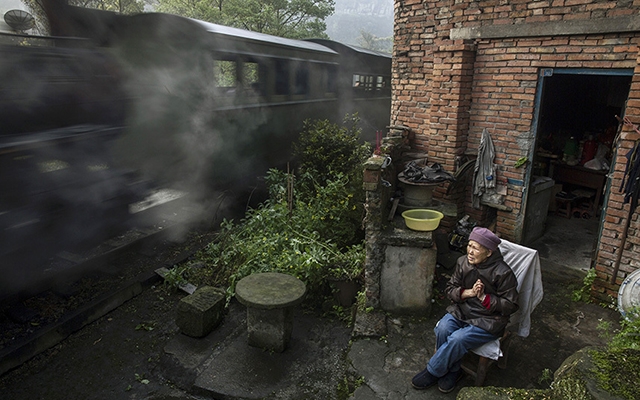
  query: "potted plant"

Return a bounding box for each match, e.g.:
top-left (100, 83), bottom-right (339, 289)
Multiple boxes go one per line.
top-left (326, 244), bottom-right (365, 307)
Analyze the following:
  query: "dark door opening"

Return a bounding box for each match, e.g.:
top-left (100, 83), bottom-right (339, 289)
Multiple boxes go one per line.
top-left (524, 69), bottom-right (632, 266)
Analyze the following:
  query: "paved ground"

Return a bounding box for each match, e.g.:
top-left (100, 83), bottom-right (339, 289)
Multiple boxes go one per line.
top-left (0, 214), bottom-right (623, 399)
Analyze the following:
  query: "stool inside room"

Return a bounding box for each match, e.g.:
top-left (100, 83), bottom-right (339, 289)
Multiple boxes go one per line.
top-left (555, 191), bottom-right (576, 218)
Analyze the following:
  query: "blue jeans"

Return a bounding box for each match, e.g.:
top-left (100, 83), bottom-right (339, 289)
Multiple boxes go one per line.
top-left (426, 313), bottom-right (499, 377)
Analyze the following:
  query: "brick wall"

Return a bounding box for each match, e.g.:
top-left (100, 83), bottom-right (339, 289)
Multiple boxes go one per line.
top-left (392, 0), bottom-right (640, 299)
top-left (592, 52), bottom-right (640, 302)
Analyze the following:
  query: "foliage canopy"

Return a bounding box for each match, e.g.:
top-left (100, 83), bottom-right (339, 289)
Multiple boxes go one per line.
top-left (155, 0), bottom-right (334, 39)
top-left (22, 0), bottom-right (145, 34)
top-left (22, 0), bottom-right (332, 39)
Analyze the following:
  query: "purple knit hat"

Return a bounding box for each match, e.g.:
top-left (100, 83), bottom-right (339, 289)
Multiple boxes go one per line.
top-left (468, 227), bottom-right (501, 252)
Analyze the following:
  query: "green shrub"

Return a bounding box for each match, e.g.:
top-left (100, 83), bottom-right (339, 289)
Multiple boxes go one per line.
top-left (609, 314), bottom-right (640, 351)
top-left (190, 117), bottom-right (370, 305)
top-left (291, 115), bottom-right (372, 248)
top-left (292, 115), bottom-right (371, 186)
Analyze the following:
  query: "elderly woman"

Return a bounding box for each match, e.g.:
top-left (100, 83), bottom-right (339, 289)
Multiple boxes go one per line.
top-left (411, 227), bottom-right (519, 393)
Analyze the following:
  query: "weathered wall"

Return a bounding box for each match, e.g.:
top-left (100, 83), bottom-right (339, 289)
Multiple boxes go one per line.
top-left (595, 57), bottom-right (640, 301)
top-left (392, 0), bottom-right (640, 300)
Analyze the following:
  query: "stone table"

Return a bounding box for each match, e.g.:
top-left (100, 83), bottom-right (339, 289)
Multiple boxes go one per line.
top-left (235, 272), bottom-right (306, 352)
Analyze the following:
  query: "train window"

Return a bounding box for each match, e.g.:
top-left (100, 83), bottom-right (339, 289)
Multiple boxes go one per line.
top-left (243, 61), bottom-right (261, 96)
top-left (352, 74), bottom-right (361, 88)
top-left (275, 59), bottom-right (289, 95)
top-left (294, 63), bottom-right (309, 95)
top-left (243, 62), bottom-right (259, 87)
top-left (327, 65), bottom-right (337, 93)
top-left (353, 74), bottom-right (374, 90)
top-left (376, 76), bottom-right (387, 90)
top-left (364, 75), bottom-right (374, 90)
top-left (214, 60), bottom-right (236, 90)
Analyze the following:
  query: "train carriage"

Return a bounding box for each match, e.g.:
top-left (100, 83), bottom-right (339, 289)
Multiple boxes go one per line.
top-left (0, 7), bottom-right (391, 297)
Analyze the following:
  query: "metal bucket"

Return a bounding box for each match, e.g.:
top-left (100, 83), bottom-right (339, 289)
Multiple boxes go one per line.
top-left (403, 183), bottom-right (436, 206)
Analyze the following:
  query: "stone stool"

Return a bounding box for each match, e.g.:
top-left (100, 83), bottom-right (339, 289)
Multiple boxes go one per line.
top-left (235, 272), bottom-right (306, 352)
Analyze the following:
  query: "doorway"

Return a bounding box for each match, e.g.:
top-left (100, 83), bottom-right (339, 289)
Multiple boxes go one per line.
top-left (524, 69), bottom-right (633, 265)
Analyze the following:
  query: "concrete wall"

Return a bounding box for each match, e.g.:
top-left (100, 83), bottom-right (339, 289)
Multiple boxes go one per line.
top-left (391, 0), bottom-right (640, 301)
top-left (380, 244), bottom-right (436, 313)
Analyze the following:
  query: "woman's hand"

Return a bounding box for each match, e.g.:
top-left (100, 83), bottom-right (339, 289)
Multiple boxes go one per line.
top-left (462, 279), bottom-right (486, 300)
top-left (474, 279), bottom-right (486, 301)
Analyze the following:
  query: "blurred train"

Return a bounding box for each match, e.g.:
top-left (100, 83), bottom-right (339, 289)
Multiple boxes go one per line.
top-left (0, 8), bottom-right (391, 296)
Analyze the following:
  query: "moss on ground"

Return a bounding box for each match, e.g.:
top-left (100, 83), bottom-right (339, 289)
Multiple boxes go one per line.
top-left (457, 386), bottom-right (552, 400)
top-left (458, 346), bottom-right (640, 400)
top-left (591, 348), bottom-right (640, 400)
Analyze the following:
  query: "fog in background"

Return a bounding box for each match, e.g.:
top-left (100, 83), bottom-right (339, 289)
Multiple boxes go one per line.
top-left (325, 0), bottom-right (393, 52)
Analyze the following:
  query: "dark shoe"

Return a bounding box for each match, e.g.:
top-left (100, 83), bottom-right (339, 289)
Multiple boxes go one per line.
top-left (411, 368), bottom-right (438, 390)
top-left (438, 369), bottom-right (462, 393)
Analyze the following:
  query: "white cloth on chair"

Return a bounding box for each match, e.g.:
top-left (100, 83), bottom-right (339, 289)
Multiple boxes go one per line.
top-left (471, 239), bottom-right (544, 360)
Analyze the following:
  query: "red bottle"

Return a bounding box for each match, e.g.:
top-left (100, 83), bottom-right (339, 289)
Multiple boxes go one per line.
top-left (581, 136), bottom-right (597, 165)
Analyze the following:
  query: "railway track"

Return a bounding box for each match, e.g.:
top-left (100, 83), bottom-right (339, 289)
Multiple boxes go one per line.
top-left (0, 189), bottom-right (224, 377)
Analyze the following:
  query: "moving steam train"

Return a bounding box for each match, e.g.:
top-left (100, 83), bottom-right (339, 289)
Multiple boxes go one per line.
top-left (0, 8), bottom-right (391, 296)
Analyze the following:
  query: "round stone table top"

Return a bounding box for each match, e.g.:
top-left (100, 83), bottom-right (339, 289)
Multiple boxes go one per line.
top-left (235, 272), bottom-right (307, 310)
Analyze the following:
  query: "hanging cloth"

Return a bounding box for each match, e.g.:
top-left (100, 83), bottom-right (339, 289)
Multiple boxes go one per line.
top-left (472, 128), bottom-right (497, 208)
top-left (620, 140), bottom-right (640, 209)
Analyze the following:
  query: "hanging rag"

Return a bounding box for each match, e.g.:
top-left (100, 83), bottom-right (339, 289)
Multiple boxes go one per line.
top-left (620, 140), bottom-right (640, 209)
top-left (472, 128), bottom-right (497, 208)
top-left (611, 134), bottom-right (640, 284)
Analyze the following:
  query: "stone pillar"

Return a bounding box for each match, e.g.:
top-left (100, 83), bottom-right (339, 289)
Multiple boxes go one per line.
top-left (245, 307), bottom-right (294, 353)
top-left (362, 130), bottom-right (407, 310)
top-left (361, 128), bottom-right (437, 315)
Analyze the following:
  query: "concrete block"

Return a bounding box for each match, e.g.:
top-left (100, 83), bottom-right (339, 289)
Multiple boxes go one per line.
top-left (380, 244), bottom-right (436, 314)
top-left (176, 286), bottom-right (226, 338)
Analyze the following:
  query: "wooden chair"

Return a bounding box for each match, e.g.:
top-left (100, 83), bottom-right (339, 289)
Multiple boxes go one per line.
top-left (461, 331), bottom-right (512, 386)
top-left (460, 239), bottom-right (544, 386)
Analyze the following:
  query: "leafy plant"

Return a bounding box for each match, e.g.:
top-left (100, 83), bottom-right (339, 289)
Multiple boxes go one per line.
top-left (572, 268), bottom-right (596, 302)
top-left (327, 244), bottom-right (366, 280)
top-left (597, 319), bottom-right (614, 342)
top-left (190, 117), bottom-right (370, 306)
top-left (293, 115), bottom-right (371, 187)
top-left (538, 368), bottom-right (553, 385)
top-left (135, 322), bottom-right (155, 331)
top-left (355, 289), bottom-right (373, 314)
top-left (135, 373), bottom-right (149, 385)
top-left (337, 373), bottom-right (365, 400)
top-left (608, 314), bottom-right (640, 351)
top-left (162, 265), bottom-right (189, 290)
top-left (199, 200), bottom-right (362, 302)
top-left (291, 115), bottom-right (372, 248)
